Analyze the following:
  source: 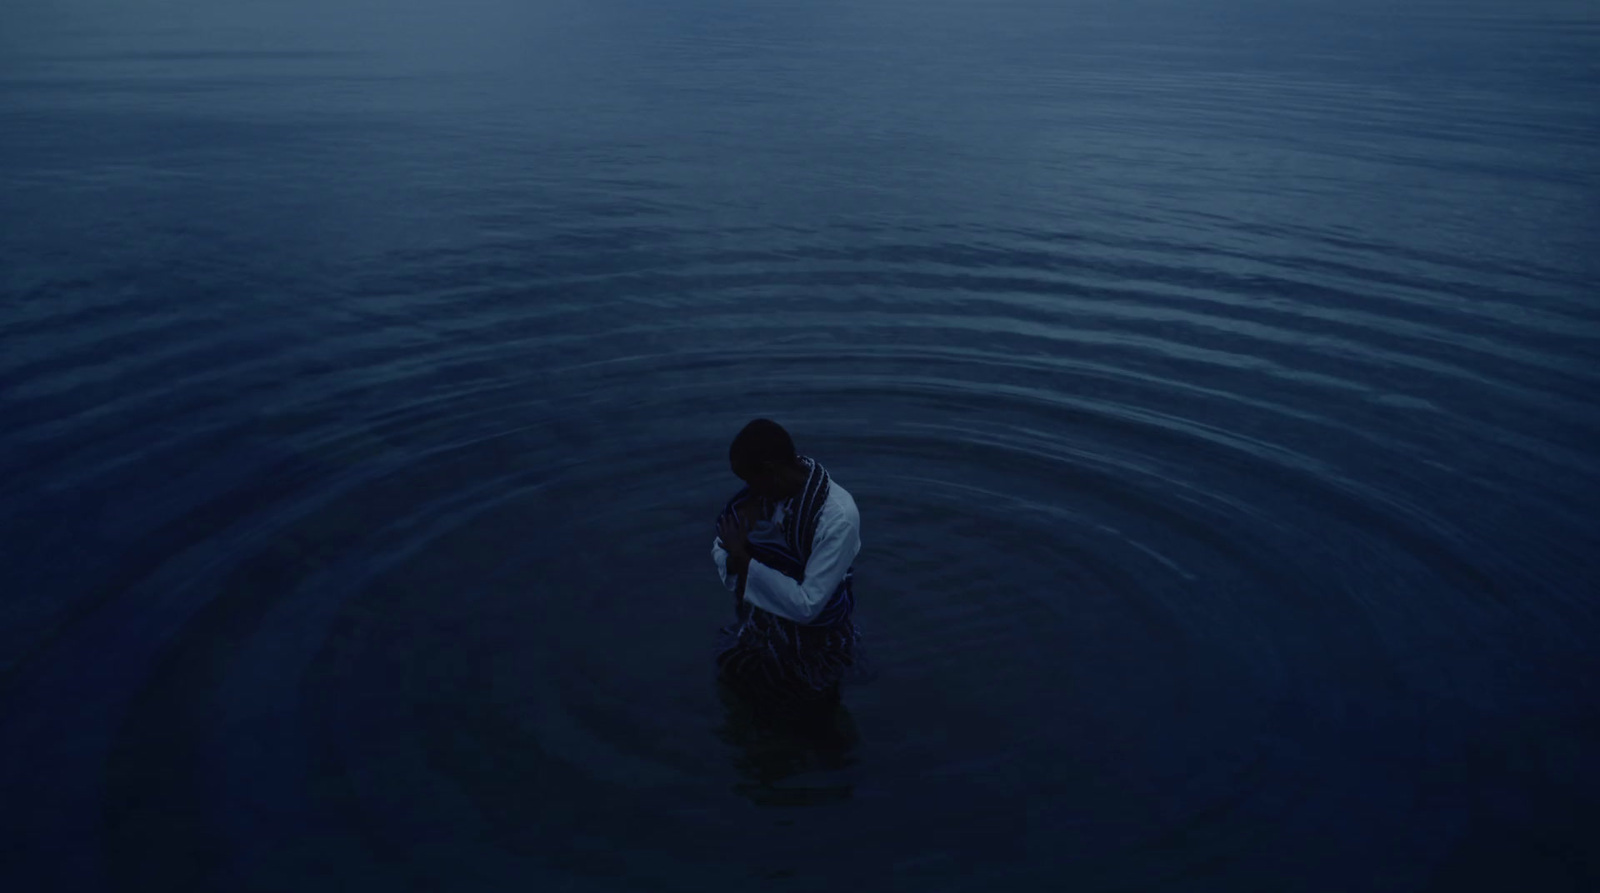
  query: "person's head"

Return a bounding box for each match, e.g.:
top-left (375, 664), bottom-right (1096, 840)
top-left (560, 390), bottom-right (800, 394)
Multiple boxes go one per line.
top-left (729, 418), bottom-right (805, 500)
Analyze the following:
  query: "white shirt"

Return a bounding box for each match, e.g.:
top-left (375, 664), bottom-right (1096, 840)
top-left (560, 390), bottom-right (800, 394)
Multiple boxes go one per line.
top-left (711, 481), bottom-right (861, 624)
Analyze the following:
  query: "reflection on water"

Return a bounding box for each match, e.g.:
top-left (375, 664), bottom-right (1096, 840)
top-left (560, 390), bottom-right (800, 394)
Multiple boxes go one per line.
top-left (716, 681), bottom-right (860, 807)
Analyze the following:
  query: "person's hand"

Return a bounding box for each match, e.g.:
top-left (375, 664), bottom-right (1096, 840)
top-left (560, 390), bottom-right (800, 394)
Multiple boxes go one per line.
top-left (718, 512), bottom-right (751, 564)
top-left (736, 498), bottom-right (764, 526)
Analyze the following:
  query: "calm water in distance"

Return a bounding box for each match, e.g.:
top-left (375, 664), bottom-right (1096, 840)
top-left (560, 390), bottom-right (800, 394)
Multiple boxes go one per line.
top-left (2, 0), bottom-right (1598, 890)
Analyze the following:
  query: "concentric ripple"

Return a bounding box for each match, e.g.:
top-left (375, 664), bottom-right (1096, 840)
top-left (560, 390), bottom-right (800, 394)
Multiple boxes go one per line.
top-left (4, 1), bottom-right (1599, 891)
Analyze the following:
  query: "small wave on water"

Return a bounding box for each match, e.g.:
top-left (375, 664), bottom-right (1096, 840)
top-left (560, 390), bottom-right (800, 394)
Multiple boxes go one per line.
top-left (3, 0), bottom-right (1598, 890)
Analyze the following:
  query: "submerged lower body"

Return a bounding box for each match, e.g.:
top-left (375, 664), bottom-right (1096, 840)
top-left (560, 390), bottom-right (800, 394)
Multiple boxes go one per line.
top-left (715, 675), bottom-right (860, 803)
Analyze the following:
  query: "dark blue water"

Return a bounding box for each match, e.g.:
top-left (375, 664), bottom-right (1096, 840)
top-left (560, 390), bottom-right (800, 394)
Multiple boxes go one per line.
top-left (3, 0), bottom-right (1598, 890)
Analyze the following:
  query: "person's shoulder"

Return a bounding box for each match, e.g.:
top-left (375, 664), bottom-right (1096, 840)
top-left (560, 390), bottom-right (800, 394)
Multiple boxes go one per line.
top-left (824, 480), bottom-right (859, 526)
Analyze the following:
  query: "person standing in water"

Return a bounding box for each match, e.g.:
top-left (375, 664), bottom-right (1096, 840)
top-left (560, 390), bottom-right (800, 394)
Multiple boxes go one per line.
top-left (712, 418), bottom-right (862, 708)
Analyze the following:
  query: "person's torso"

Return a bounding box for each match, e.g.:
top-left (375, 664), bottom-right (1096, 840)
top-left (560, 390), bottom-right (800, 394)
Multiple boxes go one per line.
top-left (748, 482), bottom-right (856, 555)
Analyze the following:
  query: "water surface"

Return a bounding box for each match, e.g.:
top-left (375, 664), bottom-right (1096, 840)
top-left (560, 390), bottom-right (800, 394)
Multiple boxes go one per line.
top-left (2, 0), bottom-right (1598, 890)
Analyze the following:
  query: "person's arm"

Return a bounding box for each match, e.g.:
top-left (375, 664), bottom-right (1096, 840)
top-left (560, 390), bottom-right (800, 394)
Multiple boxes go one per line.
top-left (711, 538), bottom-right (740, 592)
top-left (714, 510), bottom-right (755, 595)
top-left (743, 501), bottom-right (860, 623)
top-left (731, 549), bottom-right (750, 602)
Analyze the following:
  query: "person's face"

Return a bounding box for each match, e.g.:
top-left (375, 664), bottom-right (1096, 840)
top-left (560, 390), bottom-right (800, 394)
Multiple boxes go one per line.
top-left (733, 461), bottom-right (782, 500)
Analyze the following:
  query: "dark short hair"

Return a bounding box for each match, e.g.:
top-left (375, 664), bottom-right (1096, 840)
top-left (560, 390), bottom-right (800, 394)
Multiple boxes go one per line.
top-left (729, 418), bottom-right (795, 477)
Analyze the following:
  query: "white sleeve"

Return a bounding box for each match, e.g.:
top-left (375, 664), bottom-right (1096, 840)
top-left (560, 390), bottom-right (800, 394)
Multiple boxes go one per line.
top-left (711, 538), bottom-right (738, 592)
top-left (742, 496), bottom-right (860, 623)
